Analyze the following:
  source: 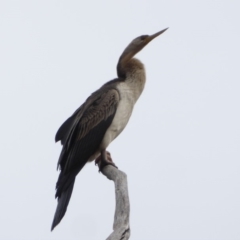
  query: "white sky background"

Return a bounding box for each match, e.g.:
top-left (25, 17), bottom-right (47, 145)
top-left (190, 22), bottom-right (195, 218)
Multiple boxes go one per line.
top-left (0, 0), bottom-right (239, 239)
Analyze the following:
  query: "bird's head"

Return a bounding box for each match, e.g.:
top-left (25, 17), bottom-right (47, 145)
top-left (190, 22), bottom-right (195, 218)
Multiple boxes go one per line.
top-left (119, 28), bottom-right (168, 64)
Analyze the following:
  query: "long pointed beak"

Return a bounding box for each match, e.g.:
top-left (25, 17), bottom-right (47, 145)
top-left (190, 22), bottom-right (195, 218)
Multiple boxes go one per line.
top-left (147, 28), bottom-right (168, 43)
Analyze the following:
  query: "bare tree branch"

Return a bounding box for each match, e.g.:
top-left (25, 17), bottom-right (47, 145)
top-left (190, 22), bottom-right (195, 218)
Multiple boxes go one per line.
top-left (101, 165), bottom-right (130, 240)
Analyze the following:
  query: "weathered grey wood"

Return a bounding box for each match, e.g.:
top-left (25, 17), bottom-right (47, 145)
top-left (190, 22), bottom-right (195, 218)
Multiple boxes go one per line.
top-left (101, 165), bottom-right (130, 240)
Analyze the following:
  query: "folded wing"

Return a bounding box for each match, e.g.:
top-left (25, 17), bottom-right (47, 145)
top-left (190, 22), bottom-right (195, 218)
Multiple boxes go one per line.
top-left (51, 87), bottom-right (120, 230)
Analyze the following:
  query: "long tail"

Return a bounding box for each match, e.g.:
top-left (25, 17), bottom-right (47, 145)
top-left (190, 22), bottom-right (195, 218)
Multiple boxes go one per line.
top-left (51, 178), bottom-right (75, 231)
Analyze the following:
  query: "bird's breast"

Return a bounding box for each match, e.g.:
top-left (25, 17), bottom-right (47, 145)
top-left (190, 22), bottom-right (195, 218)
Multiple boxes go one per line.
top-left (100, 74), bottom-right (145, 149)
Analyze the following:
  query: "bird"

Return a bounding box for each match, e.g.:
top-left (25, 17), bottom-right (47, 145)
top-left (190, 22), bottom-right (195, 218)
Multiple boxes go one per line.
top-left (51, 28), bottom-right (168, 231)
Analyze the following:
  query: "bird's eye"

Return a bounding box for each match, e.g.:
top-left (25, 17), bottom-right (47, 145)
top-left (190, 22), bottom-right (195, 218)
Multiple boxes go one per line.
top-left (140, 35), bottom-right (148, 41)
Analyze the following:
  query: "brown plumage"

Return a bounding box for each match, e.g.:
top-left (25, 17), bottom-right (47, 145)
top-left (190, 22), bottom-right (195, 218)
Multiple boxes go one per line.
top-left (51, 28), bottom-right (168, 231)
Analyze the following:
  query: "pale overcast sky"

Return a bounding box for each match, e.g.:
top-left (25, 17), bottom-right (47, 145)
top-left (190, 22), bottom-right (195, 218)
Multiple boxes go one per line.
top-left (0, 0), bottom-right (239, 239)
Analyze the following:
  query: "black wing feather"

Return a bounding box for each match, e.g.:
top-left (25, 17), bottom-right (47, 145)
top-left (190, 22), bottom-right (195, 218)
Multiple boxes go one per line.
top-left (51, 87), bottom-right (120, 230)
top-left (55, 111), bottom-right (116, 197)
top-left (51, 179), bottom-right (75, 231)
top-left (55, 105), bottom-right (83, 145)
top-left (55, 116), bottom-right (75, 145)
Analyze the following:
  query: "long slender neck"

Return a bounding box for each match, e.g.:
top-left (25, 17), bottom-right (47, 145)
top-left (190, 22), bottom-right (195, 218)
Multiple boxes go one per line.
top-left (117, 55), bottom-right (145, 79)
top-left (117, 46), bottom-right (146, 100)
top-left (117, 41), bottom-right (145, 78)
top-left (117, 57), bottom-right (146, 101)
top-left (117, 51), bottom-right (135, 78)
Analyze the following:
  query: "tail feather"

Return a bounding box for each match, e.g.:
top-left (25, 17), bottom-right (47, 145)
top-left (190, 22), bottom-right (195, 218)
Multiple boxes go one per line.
top-left (51, 178), bottom-right (75, 231)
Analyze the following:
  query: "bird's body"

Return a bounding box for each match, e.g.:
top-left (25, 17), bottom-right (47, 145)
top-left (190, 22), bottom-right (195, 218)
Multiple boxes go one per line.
top-left (100, 59), bottom-right (146, 152)
top-left (51, 29), bottom-right (167, 230)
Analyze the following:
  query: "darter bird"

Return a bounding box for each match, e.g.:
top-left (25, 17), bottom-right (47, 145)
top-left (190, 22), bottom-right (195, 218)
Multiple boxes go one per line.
top-left (51, 28), bottom-right (168, 230)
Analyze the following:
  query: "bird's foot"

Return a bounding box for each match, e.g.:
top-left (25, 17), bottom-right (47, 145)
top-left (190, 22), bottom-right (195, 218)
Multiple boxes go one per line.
top-left (95, 150), bottom-right (118, 172)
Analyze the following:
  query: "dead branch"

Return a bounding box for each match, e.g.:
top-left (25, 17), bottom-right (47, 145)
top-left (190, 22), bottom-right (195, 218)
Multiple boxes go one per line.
top-left (101, 165), bottom-right (130, 240)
